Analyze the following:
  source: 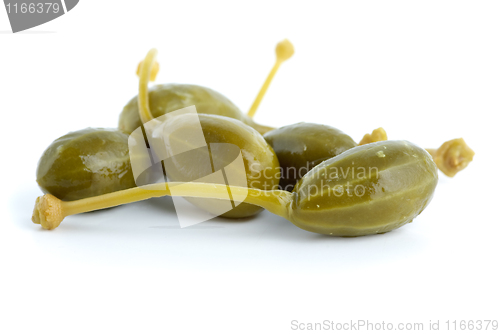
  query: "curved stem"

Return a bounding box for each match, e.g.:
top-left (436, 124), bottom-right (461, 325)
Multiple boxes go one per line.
top-left (138, 48), bottom-right (159, 124)
top-left (32, 183), bottom-right (294, 230)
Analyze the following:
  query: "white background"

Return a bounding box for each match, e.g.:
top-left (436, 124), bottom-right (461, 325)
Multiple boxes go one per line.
top-left (1, 1), bottom-right (499, 333)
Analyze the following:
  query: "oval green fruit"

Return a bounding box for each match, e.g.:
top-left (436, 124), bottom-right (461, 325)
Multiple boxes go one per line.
top-left (264, 123), bottom-right (357, 191)
top-left (289, 140), bottom-right (438, 236)
top-left (162, 114), bottom-right (281, 218)
top-left (36, 128), bottom-right (136, 201)
top-left (119, 84), bottom-right (270, 135)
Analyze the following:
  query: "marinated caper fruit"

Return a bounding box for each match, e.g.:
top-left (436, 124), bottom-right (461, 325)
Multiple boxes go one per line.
top-left (30, 42), bottom-right (468, 236)
top-left (34, 141), bottom-right (438, 237)
top-left (36, 128), bottom-right (136, 201)
top-left (119, 83), bottom-right (267, 134)
top-left (161, 113), bottom-right (281, 218)
top-left (264, 123), bottom-right (357, 190)
top-left (289, 140), bottom-right (438, 236)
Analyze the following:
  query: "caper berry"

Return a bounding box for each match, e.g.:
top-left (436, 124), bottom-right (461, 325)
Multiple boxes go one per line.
top-left (36, 128), bottom-right (136, 201)
top-left (289, 140), bottom-right (438, 236)
top-left (119, 84), bottom-right (262, 134)
top-left (264, 123), bottom-right (357, 191)
top-left (162, 113), bottom-right (281, 218)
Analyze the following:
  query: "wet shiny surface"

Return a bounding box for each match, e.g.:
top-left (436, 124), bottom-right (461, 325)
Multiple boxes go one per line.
top-left (164, 114), bottom-right (281, 218)
top-left (290, 140), bottom-right (439, 236)
top-left (36, 128), bottom-right (136, 201)
top-left (264, 123), bottom-right (357, 190)
top-left (119, 84), bottom-right (261, 134)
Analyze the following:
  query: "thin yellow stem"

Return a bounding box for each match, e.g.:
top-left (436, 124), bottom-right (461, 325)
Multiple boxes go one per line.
top-left (33, 182), bottom-right (294, 230)
top-left (248, 62), bottom-right (282, 118)
top-left (247, 39), bottom-right (294, 118)
top-left (138, 48), bottom-right (159, 124)
top-left (63, 185), bottom-right (170, 216)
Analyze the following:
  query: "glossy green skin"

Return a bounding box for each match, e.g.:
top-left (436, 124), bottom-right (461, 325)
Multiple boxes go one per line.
top-left (264, 123), bottom-right (357, 191)
top-left (119, 84), bottom-right (268, 134)
top-left (289, 140), bottom-right (438, 236)
top-left (164, 114), bottom-right (281, 218)
top-left (36, 128), bottom-right (136, 201)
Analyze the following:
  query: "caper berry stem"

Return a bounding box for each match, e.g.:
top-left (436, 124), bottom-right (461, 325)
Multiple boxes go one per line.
top-left (247, 39), bottom-right (294, 118)
top-left (32, 183), bottom-right (294, 230)
top-left (358, 127), bottom-right (388, 145)
top-left (426, 138), bottom-right (475, 177)
top-left (138, 48), bottom-right (159, 124)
